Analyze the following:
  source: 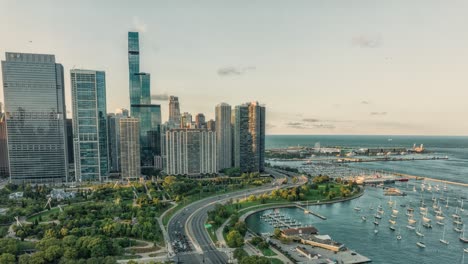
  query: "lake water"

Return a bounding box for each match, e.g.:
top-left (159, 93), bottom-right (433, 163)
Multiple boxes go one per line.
top-left (249, 135), bottom-right (468, 263)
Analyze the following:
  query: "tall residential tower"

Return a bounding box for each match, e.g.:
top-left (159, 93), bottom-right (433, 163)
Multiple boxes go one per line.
top-left (128, 32), bottom-right (162, 168)
top-left (215, 103), bottom-right (232, 171)
top-left (233, 102), bottom-right (265, 172)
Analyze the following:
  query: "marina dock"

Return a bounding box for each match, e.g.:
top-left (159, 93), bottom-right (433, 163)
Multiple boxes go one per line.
top-left (296, 203), bottom-right (327, 220)
top-left (260, 211), bottom-right (303, 229)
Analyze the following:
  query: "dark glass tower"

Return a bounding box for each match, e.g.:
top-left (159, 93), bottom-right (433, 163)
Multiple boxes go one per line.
top-left (128, 32), bottom-right (162, 168)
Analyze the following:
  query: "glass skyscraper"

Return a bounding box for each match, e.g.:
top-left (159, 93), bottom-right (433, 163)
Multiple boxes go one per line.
top-left (233, 102), bottom-right (266, 172)
top-left (71, 69), bottom-right (109, 181)
top-left (128, 32), bottom-right (162, 168)
top-left (1, 52), bottom-right (68, 183)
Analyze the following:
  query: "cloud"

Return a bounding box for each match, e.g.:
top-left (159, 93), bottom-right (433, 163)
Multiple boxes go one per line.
top-left (217, 66), bottom-right (256, 76)
top-left (370, 112), bottom-right (387, 116)
top-left (286, 122), bottom-right (335, 130)
top-left (302, 118), bottom-right (320, 123)
top-left (266, 123), bottom-right (276, 129)
top-left (352, 34), bottom-right (382, 48)
top-left (361, 100), bottom-right (371, 105)
top-left (151, 93), bottom-right (169, 101)
top-left (132, 16), bottom-right (148, 33)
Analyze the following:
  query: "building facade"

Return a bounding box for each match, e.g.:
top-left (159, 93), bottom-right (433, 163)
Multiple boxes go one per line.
top-left (107, 110), bottom-right (129, 173)
top-left (168, 96), bottom-right (181, 127)
top-left (128, 32), bottom-right (162, 168)
top-left (165, 129), bottom-right (216, 176)
top-left (1, 52), bottom-right (68, 183)
top-left (195, 113), bottom-right (206, 129)
top-left (0, 112), bottom-right (8, 177)
top-left (215, 103), bottom-right (232, 171)
top-left (120, 118), bottom-right (141, 180)
top-left (71, 70), bottom-right (109, 181)
top-left (233, 102), bottom-right (266, 172)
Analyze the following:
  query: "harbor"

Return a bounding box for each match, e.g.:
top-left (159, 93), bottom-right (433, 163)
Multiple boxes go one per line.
top-left (246, 182), bottom-right (468, 264)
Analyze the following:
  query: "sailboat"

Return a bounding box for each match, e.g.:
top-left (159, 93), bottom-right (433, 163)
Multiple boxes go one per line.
top-left (460, 226), bottom-right (468, 243)
top-left (461, 199), bottom-right (465, 212)
top-left (389, 219), bottom-right (396, 225)
top-left (354, 201), bottom-right (362, 211)
top-left (416, 221), bottom-right (424, 237)
top-left (416, 241), bottom-right (426, 248)
top-left (464, 248), bottom-right (468, 253)
top-left (422, 211), bottom-right (431, 223)
top-left (454, 224), bottom-right (463, 233)
top-left (439, 226), bottom-right (449, 245)
top-left (361, 216), bottom-right (367, 222)
top-left (453, 208), bottom-right (461, 219)
top-left (446, 197), bottom-right (450, 208)
top-left (406, 225), bottom-right (416, 230)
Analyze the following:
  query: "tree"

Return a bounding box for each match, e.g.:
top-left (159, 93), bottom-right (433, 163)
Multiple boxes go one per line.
top-left (273, 228), bottom-right (281, 238)
top-left (240, 256), bottom-right (271, 264)
top-left (233, 248), bottom-right (248, 261)
top-left (0, 253), bottom-right (15, 264)
top-left (226, 230), bottom-right (244, 248)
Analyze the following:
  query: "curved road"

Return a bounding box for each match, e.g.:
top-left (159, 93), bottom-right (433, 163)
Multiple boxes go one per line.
top-left (168, 169), bottom-right (302, 264)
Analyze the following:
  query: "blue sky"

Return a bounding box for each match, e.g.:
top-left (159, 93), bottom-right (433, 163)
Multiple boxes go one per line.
top-left (1, 0), bottom-right (468, 135)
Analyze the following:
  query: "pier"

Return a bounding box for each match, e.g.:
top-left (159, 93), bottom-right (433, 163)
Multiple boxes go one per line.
top-left (335, 156), bottom-right (448, 163)
top-left (296, 203), bottom-right (327, 220)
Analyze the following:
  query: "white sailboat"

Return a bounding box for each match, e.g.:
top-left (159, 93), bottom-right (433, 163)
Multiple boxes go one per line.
top-left (422, 211), bottom-right (431, 223)
top-left (416, 221), bottom-right (424, 237)
top-left (416, 241), bottom-right (426, 248)
top-left (460, 226), bottom-right (468, 243)
top-left (439, 226), bottom-right (449, 245)
top-left (446, 197), bottom-right (450, 208)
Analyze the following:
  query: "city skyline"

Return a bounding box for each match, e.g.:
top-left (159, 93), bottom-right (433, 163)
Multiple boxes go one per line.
top-left (1, 1), bottom-right (468, 135)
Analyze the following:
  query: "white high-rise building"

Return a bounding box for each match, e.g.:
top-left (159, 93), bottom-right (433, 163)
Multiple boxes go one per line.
top-left (215, 103), bottom-right (232, 171)
top-left (165, 129), bottom-right (216, 176)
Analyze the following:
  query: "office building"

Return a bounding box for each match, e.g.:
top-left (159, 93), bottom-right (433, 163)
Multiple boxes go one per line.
top-left (180, 112), bottom-right (192, 128)
top-left (233, 102), bottom-right (266, 172)
top-left (215, 103), bottom-right (232, 171)
top-left (107, 110), bottom-right (128, 172)
top-left (120, 118), bottom-right (140, 180)
top-left (207, 119), bottom-right (216, 132)
top-left (71, 69), bottom-right (109, 181)
top-left (168, 96), bottom-right (181, 127)
top-left (66, 119), bottom-right (74, 165)
top-left (165, 129), bottom-right (216, 176)
top-left (195, 113), bottom-right (206, 129)
top-left (0, 111), bottom-right (8, 177)
top-left (128, 32), bottom-right (162, 168)
top-left (1, 52), bottom-right (68, 183)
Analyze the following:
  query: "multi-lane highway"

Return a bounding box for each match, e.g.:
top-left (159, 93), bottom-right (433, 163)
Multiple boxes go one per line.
top-left (168, 169), bottom-right (301, 264)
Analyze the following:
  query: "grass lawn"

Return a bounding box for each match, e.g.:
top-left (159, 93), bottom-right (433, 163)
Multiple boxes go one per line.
top-left (259, 246), bottom-right (277, 256)
top-left (269, 258), bottom-right (284, 264)
top-left (27, 207), bottom-right (60, 222)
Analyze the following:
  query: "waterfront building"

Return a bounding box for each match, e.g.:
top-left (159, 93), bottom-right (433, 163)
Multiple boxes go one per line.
top-left (168, 96), bottom-right (181, 127)
top-left (120, 118), bottom-right (141, 180)
top-left (128, 31), bottom-right (162, 168)
top-left (165, 129), bottom-right (216, 176)
top-left (0, 112), bottom-right (8, 177)
top-left (215, 103), bottom-right (232, 171)
top-left (71, 69), bottom-right (109, 181)
top-left (233, 102), bottom-right (266, 172)
top-left (195, 113), bottom-right (206, 128)
top-left (206, 119), bottom-right (216, 132)
top-left (1, 52), bottom-right (68, 183)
